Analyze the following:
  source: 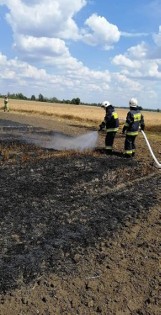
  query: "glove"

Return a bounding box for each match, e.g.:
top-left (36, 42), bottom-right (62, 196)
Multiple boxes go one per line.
top-left (122, 126), bottom-right (126, 134)
top-left (141, 124), bottom-right (145, 131)
top-left (98, 122), bottom-right (105, 131)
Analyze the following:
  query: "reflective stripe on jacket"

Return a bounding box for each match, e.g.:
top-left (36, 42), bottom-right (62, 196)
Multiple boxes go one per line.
top-left (105, 107), bottom-right (119, 133)
top-left (124, 108), bottom-right (144, 136)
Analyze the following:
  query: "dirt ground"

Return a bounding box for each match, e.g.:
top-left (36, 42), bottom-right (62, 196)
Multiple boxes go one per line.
top-left (0, 112), bottom-right (161, 315)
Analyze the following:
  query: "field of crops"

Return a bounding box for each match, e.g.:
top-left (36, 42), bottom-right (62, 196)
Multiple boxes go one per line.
top-left (0, 99), bottom-right (161, 130)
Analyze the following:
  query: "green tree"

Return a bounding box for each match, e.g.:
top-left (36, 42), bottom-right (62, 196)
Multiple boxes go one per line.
top-left (16, 93), bottom-right (27, 100)
top-left (71, 97), bottom-right (80, 105)
top-left (31, 95), bottom-right (36, 101)
top-left (38, 93), bottom-right (44, 102)
top-left (51, 97), bottom-right (59, 103)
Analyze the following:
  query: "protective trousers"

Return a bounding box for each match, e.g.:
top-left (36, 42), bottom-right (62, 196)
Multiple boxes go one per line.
top-left (4, 101), bottom-right (9, 112)
top-left (105, 131), bottom-right (117, 152)
top-left (124, 135), bottom-right (137, 156)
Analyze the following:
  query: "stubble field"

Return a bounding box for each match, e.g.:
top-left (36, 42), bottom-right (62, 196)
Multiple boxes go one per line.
top-left (0, 100), bottom-right (161, 315)
top-left (1, 98), bottom-right (161, 129)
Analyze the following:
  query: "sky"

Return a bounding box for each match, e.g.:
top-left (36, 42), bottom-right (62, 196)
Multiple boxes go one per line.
top-left (0, 0), bottom-right (161, 109)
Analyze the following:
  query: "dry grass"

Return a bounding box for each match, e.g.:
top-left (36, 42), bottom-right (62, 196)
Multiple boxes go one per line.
top-left (0, 98), bottom-right (161, 131)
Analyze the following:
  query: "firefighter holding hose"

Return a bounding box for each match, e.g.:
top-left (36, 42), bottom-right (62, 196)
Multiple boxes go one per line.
top-left (122, 98), bottom-right (145, 158)
top-left (99, 101), bottom-right (119, 154)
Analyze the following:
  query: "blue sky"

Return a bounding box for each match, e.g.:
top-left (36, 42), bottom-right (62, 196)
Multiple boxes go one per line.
top-left (0, 0), bottom-right (161, 109)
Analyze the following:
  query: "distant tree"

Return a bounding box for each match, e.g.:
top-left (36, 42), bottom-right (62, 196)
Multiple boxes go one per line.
top-left (62, 99), bottom-right (71, 104)
top-left (71, 97), bottom-right (80, 105)
top-left (16, 93), bottom-right (27, 100)
top-left (31, 95), bottom-right (36, 101)
top-left (51, 97), bottom-right (59, 103)
top-left (38, 93), bottom-right (44, 102)
top-left (8, 92), bottom-right (30, 100)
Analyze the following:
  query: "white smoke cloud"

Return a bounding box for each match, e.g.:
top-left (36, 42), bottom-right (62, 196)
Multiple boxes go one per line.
top-left (22, 131), bottom-right (99, 151)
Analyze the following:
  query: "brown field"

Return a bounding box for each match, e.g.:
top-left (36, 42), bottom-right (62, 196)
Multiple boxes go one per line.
top-left (0, 100), bottom-right (161, 315)
top-left (0, 98), bottom-right (161, 131)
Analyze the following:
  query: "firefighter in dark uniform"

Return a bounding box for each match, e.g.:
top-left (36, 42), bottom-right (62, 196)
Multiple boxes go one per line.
top-left (122, 98), bottom-right (145, 157)
top-left (99, 101), bottom-right (119, 154)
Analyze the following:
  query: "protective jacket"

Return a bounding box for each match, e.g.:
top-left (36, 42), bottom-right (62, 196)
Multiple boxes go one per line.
top-left (99, 105), bottom-right (119, 132)
top-left (4, 97), bottom-right (9, 112)
top-left (122, 107), bottom-right (144, 136)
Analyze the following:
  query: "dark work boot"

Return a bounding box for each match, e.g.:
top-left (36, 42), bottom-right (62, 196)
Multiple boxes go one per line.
top-left (105, 149), bottom-right (112, 155)
top-left (124, 153), bottom-right (132, 158)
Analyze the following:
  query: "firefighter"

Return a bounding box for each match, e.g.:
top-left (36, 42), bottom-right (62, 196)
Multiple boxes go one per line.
top-left (4, 96), bottom-right (9, 112)
top-left (122, 98), bottom-right (145, 158)
top-left (99, 100), bottom-right (119, 154)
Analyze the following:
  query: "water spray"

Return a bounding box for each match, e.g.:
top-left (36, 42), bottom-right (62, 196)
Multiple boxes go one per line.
top-left (141, 130), bottom-right (161, 169)
top-left (51, 131), bottom-right (98, 151)
top-left (22, 131), bottom-right (99, 151)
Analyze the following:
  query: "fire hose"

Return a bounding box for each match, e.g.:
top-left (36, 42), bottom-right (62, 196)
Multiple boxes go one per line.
top-left (141, 130), bottom-right (161, 169)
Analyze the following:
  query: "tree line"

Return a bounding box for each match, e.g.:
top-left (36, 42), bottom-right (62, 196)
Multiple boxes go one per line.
top-left (0, 92), bottom-right (160, 111)
top-left (0, 93), bottom-right (84, 105)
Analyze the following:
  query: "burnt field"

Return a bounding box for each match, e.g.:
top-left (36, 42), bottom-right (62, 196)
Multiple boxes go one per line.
top-left (0, 113), bottom-right (161, 315)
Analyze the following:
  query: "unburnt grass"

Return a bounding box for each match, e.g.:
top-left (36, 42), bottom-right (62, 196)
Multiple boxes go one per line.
top-left (1, 98), bottom-right (161, 132)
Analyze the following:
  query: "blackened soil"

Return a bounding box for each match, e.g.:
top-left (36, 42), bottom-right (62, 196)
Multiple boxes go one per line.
top-left (0, 113), bottom-right (161, 315)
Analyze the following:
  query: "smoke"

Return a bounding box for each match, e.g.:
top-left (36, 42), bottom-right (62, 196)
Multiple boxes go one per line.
top-left (23, 131), bottom-right (98, 151)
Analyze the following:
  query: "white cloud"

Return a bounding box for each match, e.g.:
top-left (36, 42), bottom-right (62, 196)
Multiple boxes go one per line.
top-left (112, 42), bottom-right (148, 68)
top-left (0, 52), bottom-right (7, 64)
top-left (148, 62), bottom-right (161, 78)
top-left (121, 31), bottom-right (148, 38)
top-left (127, 42), bottom-right (148, 59)
top-left (1, 70), bottom-right (15, 80)
top-left (2, 0), bottom-right (86, 40)
top-left (112, 55), bottom-right (141, 69)
top-left (114, 73), bottom-right (142, 91)
top-left (82, 14), bottom-right (120, 48)
top-left (13, 35), bottom-right (69, 57)
top-left (112, 38), bottom-right (161, 82)
top-left (0, 0), bottom-right (161, 107)
top-left (0, 50), bottom-right (112, 101)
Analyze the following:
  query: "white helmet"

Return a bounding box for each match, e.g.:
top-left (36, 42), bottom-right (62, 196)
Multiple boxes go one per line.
top-left (129, 98), bottom-right (138, 107)
top-left (101, 100), bottom-right (111, 108)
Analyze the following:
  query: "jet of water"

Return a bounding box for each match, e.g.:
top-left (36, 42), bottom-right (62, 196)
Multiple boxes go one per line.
top-left (23, 131), bottom-right (98, 151)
